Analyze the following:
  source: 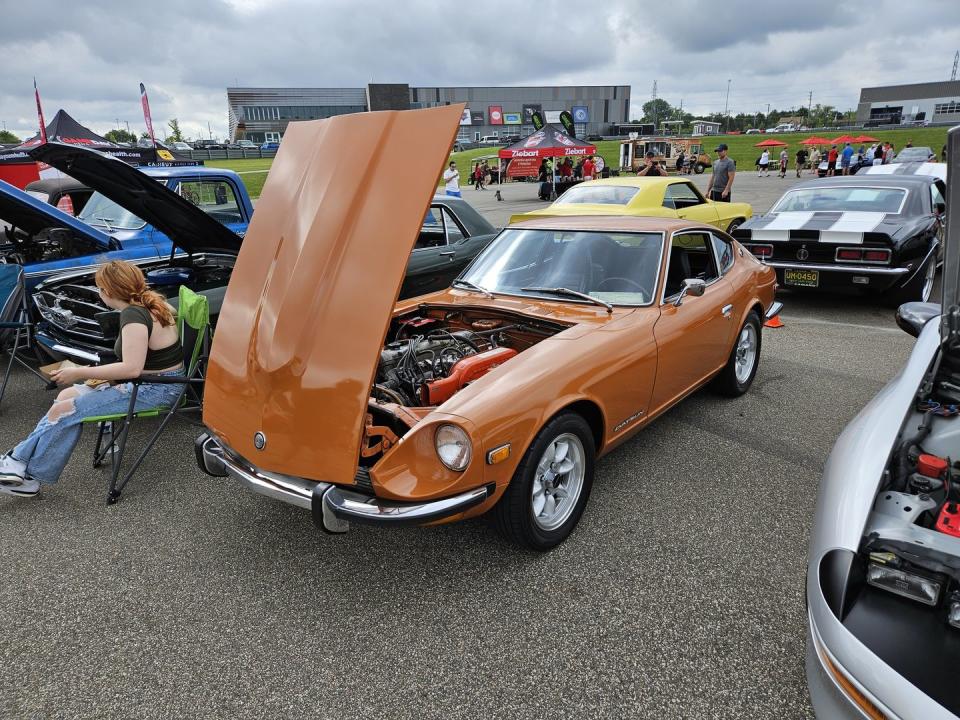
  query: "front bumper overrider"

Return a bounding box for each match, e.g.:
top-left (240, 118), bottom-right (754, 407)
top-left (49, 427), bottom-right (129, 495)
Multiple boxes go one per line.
top-left (195, 433), bottom-right (490, 534)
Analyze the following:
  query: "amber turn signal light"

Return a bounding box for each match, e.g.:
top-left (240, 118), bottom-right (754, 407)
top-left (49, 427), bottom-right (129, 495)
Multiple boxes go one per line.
top-left (486, 444), bottom-right (511, 465)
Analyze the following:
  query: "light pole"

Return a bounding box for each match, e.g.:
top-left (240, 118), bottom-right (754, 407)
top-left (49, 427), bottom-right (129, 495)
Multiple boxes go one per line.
top-left (724, 79), bottom-right (731, 130)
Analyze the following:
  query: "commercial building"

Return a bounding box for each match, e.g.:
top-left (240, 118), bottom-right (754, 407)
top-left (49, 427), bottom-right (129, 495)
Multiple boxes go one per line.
top-left (855, 80), bottom-right (960, 125)
top-left (226, 84), bottom-right (631, 143)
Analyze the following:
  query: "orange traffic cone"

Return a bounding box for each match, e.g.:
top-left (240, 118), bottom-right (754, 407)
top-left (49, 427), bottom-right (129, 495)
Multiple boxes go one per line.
top-left (764, 314), bottom-right (785, 328)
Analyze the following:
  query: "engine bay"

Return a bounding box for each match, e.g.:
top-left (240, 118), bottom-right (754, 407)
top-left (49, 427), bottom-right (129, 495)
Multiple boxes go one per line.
top-left (2, 225), bottom-right (104, 264)
top-left (362, 306), bottom-right (567, 464)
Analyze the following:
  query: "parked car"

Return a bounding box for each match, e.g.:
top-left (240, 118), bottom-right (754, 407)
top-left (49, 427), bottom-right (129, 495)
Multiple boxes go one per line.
top-left (585, 134), bottom-right (604, 141)
top-left (24, 176), bottom-right (94, 216)
top-left (817, 154), bottom-right (870, 177)
top-left (260, 141), bottom-right (280, 151)
top-left (478, 135), bottom-right (501, 146)
top-left (734, 174), bottom-right (946, 303)
top-left (804, 127), bottom-right (960, 720)
top-left (767, 123), bottom-right (798, 133)
top-left (228, 139), bottom-right (258, 150)
top-left (451, 140), bottom-right (476, 152)
top-left (169, 141), bottom-right (193, 152)
top-left (27, 142), bottom-right (496, 362)
top-left (194, 105), bottom-right (781, 550)
top-left (892, 146), bottom-right (937, 164)
top-left (511, 177), bottom-right (752, 234)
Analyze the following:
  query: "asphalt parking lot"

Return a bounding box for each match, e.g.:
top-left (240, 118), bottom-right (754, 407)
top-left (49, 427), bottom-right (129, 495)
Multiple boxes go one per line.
top-left (1, 171), bottom-right (918, 719)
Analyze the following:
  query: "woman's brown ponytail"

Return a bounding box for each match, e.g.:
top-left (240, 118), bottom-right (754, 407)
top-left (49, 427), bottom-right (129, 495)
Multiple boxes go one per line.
top-left (94, 260), bottom-right (176, 327)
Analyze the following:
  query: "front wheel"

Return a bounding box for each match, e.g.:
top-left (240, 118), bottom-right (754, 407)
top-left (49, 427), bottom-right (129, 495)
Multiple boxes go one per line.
top-left (714, 313), bottom-right (762, 397)
top-left (726, 218), bottom-right (743, 234)
top-left (492, 413), bottom-right (595, 551)
top-left (694, 163), bottom-right (705, 174)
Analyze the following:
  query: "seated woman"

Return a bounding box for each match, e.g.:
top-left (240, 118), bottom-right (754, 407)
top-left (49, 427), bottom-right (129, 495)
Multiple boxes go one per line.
top-left (0, 260), bottom-right (185, 497)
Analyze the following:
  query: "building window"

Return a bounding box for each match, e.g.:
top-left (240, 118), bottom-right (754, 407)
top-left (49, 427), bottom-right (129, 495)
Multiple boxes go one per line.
top-left (935, 101), bottom-right (960, 114)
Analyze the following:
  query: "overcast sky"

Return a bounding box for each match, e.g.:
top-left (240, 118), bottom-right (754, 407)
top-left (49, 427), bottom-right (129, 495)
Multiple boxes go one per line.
top-left (1, 0), bottom-right (959, 141)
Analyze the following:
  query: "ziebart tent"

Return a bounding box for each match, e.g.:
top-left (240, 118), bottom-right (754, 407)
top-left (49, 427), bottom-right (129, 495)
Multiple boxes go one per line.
top-left (0, 109), bottom-right (199, 188)
top-left (499, 124), bottom-right (597, 178)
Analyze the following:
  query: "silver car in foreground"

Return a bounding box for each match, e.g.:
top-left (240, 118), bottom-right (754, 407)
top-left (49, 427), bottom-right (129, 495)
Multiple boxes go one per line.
top-left (806, 126), bottom-right (960, 719)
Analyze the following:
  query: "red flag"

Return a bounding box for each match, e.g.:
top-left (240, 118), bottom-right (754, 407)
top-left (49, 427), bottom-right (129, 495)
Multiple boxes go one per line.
top-left (140, 82), bottom-right (157, 147)
top-left (34, 78), bottom-right (48, 144)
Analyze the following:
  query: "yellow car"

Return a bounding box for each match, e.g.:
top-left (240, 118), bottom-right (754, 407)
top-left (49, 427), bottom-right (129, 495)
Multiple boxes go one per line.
top-left (511, 177), bottom-right (752, 233)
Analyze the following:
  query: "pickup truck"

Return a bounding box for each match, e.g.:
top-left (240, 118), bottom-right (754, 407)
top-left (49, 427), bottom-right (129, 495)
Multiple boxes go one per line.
top-left (0, 158), bottom-right (252, 289)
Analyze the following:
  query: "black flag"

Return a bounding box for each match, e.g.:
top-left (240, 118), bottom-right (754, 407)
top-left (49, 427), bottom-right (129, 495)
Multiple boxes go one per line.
top-left (531, 111), bottom-right (544, 131)
top-left (559, 111), bottom-right (576, 138)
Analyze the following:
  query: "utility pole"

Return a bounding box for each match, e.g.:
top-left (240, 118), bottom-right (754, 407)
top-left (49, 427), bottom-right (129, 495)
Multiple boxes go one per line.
top-left (125, 120), bottom-right (130, 134)
top-left (808, 91), bottom-right (813, 120)
top-left (208, 121), bottom-right (213, 140)
top-left (651, 80), bottom-right (658, 129)
top-left (953, 51), bottom-right (959, 81)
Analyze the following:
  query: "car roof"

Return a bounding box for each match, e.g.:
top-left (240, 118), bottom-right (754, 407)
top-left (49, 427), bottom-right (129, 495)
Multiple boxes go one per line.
top-left (787, 175), bottom-right (938, 192)
top-left (572, 176), bottom-right (686, 189)
top-left (511, 215), bottom-right (711, 234)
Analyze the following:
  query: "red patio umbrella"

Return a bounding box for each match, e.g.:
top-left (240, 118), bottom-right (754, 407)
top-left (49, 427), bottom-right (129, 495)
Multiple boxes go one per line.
top-left (800, 136), bottom-right (831, 145)
top-left (754, 139), bottom-right (788, 147)
top-left (831, 135), bottom-right (857, 144)
top-left (852, 134), bottom-right (879, 143)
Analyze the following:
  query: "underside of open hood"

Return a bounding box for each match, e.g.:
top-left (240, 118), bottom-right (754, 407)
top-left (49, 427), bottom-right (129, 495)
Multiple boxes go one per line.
top-left (203, 104), bottom-right (464, 485)
top-left (0, 178), bottom-right (110, 248)
top-left (28, 142), bottom-right (241, 254)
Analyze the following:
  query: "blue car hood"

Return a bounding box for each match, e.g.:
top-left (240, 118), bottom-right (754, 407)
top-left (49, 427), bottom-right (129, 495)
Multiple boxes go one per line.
top-left (0, 178), bottom-right (111, 249)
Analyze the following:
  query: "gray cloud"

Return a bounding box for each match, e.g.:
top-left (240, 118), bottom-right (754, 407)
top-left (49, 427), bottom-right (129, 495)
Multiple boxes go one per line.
top-left (0, 0), bottom-right (957, 140)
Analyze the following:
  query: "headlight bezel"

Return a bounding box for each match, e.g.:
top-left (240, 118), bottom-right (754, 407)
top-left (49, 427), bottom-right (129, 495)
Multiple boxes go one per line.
top-left (434, 424), bottom-right (472, 472)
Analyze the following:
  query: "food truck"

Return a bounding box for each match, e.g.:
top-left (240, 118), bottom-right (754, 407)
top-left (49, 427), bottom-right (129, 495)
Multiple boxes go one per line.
top-left (618, 137), bottom-right (712, 174)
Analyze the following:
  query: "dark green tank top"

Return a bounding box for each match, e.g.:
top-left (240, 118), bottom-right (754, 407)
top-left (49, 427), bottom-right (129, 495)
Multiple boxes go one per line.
top-left (115, 305), bottom-right (183, 371)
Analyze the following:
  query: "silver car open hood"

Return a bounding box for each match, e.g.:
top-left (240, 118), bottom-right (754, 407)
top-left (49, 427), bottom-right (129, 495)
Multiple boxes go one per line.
top-left (942, 126), bottom-right (960, 341)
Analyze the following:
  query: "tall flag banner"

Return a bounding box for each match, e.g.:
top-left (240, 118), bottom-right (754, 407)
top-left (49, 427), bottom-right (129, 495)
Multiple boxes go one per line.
top-left (34, 78), bottom-right (48, 143)
top-left (559, 110), bottom-right (576, 138)
top-left (140, 83), bottom-right (157, 147)
top-left (531, 111), bottom-right (544, 131)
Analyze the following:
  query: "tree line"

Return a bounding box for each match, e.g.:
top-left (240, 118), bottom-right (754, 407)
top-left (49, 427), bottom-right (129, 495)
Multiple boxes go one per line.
top-left (637, 98), bottom-right (857, 132)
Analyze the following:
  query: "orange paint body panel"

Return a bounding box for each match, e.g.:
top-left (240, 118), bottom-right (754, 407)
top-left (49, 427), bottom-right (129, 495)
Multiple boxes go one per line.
top-left (424, 347), bottom-right (517, 405)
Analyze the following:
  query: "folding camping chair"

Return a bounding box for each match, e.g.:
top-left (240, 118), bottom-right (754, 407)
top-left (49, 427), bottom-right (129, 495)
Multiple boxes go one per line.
top-left (0, 264), bottom-right (48, 411)
top-left (82, 285), bottom-right (210, 504)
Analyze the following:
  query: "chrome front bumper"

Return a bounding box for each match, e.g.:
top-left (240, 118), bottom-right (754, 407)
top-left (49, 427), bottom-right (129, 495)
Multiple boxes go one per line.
top-left (762, 260), bottom-right (909, 276)
top-left (195, 433), bottom-right (490, 534)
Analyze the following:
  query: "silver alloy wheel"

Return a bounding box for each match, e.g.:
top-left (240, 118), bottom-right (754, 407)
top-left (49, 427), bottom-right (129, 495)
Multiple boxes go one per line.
top-left (921, 257), bottom-right (936, 302)
top-left (530, 432), bottom-right (585, 531)
top-left (734, 324), bottom-right (758, 385)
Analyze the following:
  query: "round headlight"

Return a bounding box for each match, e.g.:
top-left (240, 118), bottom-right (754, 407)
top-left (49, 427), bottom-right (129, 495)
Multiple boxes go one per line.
top-left (435, 424), bottom-right (472, 471)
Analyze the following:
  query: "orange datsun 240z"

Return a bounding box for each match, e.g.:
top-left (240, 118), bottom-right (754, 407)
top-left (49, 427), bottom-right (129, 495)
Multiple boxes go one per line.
top-left (196, 105), bottom-right (781, 550)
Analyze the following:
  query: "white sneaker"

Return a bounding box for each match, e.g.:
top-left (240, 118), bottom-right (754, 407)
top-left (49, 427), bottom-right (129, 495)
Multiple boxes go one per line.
top-left (0, 454), bottom-right (26, 479)
top-left (0, 474), bottom-right (40, 498)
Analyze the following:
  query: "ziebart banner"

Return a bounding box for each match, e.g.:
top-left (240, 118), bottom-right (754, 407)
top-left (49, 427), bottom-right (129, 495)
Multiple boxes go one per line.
top-left (503, 112), bottom-right (521, 125)
top-left (488, 106), bottom-right (503, 125)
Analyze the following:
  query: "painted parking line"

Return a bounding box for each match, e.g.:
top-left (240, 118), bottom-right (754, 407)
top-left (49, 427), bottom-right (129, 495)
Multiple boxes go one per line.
top-left (779, 316), bottom-right (904, 334)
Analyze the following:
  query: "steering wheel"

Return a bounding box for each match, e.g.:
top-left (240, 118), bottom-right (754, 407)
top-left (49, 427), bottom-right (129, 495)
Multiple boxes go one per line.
top-left (597, 276), bottom-right (646, 292)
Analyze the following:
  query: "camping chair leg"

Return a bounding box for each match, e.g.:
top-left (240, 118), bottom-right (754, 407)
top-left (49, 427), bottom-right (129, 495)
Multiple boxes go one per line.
top-left (114, 386), bottom-right (189, 497)
top-left (0, 326), bottom-right (23, 410)
top-left (93, 422), bottom-right (109, 467)
top-left (106, 385), bottom-right (140, 505)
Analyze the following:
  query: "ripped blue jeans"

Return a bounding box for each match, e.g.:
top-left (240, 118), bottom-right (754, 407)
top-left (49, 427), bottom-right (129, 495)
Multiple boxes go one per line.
top-left (10, 370), bottom-right (184, 485)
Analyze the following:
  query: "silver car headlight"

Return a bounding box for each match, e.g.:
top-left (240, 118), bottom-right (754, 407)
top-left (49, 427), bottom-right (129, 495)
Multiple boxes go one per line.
top-left (435, 424), bottom-right (472, 471)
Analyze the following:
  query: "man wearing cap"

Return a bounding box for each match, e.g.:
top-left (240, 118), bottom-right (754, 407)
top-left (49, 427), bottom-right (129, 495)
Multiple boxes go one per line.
top-left (636, 150), bottom-right (666, 176)
top-left (708, 143), bottom-right (735, 202)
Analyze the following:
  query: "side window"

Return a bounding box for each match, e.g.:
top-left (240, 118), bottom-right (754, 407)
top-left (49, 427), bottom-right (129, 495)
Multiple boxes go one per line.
top-left (931, 183), bottom-right (946, 213)
top-left (711, 234), bottom-right (735, 274)
top-left (664, 232), bottom-right (719, 298)
top-left (663, 182), bottom-right (705, 210)
top-left (442, 208), bottom-right (465, 243)
top-left (177, 181), bottom-right (242, 224)
top-left (415, 207), bottom-right (447, 250)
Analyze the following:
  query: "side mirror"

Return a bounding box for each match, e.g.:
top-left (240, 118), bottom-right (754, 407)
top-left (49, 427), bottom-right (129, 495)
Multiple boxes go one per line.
top-left (674, 278), bottom-right (706, 306)
top-left (896, 302), bottom-right (941, 338)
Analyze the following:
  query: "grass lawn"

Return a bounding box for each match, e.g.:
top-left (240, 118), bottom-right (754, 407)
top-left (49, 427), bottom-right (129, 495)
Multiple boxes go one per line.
top-left (208, 127), bottom-right (951, 200)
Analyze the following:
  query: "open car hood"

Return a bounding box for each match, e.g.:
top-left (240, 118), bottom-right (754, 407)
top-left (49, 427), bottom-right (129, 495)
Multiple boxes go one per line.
top-left (0, 178), bottom-right (111, 248)
top-left (203, 104), bottom-right (464, 485)
top-left (28, 142), bottom-right (241, 254)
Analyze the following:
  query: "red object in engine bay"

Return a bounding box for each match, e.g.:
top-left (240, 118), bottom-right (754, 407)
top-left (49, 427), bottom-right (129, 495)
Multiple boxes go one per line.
top-left (422, 347), bottom-right (518, 406)
top-left (917, 453), bottom-right (949, 478)
top-left (936, 503), bottom-right (960, 537)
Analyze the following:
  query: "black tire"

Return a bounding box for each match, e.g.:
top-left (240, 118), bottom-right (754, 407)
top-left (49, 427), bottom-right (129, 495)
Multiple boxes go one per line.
top-left (715, 312), bottom-right (762, 397)
top-left (726, 218), bottom-right (743, 234)
top-left (694, 163), bottom-right (705, 174)
top-left (887, 254), bottom-right (936, 306)
top-left (492, 412), bottom-right (595, 551)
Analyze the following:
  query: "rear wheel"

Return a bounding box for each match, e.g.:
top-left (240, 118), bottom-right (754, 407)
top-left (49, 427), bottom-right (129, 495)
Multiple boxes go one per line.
top-left (694, 163), bottom-right (705, 174)
top-left (715, 312), bottom-right (761, 397)
top-left (888, 255), bottom-right (936, 306)
top-left (492, 413), bottom-right (595, 551)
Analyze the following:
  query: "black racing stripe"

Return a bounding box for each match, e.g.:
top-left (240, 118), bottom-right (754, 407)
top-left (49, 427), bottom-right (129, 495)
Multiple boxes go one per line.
top-left (800, 212), bottom-right (842, 231)
top-left (742, 214), bottom-right (777, 230)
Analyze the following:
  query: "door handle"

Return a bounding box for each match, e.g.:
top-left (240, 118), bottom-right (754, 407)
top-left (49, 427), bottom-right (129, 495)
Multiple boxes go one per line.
top-left (439, 251), bottom-right (455, 257)
top-left (721, 303), bottom-right (733, 317)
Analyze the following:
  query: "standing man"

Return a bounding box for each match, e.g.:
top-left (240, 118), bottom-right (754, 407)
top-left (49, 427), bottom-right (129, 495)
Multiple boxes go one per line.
top-left (708, 143), bottom-right (735, 202)
top-left (636, 150), bottom-right (666, 176)
top-left (840, 142), bottom-right (854, 175)
top-left (795, 146), bottom-right (808, 178)
top-left (582, 155), bottom-right (595, 180)
top-left (442, 161), bottom-right (461, 198)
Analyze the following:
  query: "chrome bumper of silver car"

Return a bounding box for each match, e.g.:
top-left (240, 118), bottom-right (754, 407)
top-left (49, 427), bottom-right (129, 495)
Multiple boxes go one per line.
top-left (762, 260), bottom-right (910, 275)
top-left (195, 433), bottom-right (490, 534)
top-left (764, 301), bottom-right (783, 320)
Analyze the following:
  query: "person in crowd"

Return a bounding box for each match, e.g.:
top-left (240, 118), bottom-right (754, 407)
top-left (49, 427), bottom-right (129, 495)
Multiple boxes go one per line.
top-left (778, 148), bottom-right (788, 178)
top-left (675, 149), bottom-right (685, 174)
top-left (537, 160), bottom-right (551, 201)
top-left (857, 145), bottom-right (866, 164)
top-left (574, 158), bottom-right (584, 179)
top-left (481, 160), bottom-right (491, 187)
top-left (810, 146), bottom-right (821, 174)
top-left (906, 139), bottom-right (913, 148)
top-left (636, 150), bottom-right (665, 176)
top-left (708, 143), bottom-right (735, 202)
top-left (887, 143), bottom-right (896, 163)
top-left (758, 149), bottom-right (770, 177)
top-left (0, 261), bottom-right (185, 497)
top-left (826, 145), bottom-right (838, 176)
top-left (682, 152), bottom-right (692, 174)
top-left (582, 155), bottom-right (595, 180)
top-left (942, 145), bottom-right (947, 162)
top-left (840, 142), bottom-right (854, 175)
top-left (442, 161), bottom-right (461, 198)
top-left (866, 145), bottom-right (876, 164)
top-left (871, 144), bottom-right (882, 166)
top-left (473, 163), bottom-right (485, 191)
top-left (795, 146), bottom-right (808, 178)
top-left (881, 142), bottom-right (892, 164)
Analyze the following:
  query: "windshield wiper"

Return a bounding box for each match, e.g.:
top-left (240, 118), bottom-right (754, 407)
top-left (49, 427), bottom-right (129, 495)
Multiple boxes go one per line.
top-left (93, 216), bottom-right (114, 232)
top-left (521, 286), bottom-right (613, 313)
top-left (452, 279), bottom-right (494, 298)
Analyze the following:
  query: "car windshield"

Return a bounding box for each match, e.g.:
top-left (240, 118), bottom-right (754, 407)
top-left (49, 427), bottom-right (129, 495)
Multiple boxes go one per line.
top-left (78, 191), bottom-right (147, 230)
top-left (894, 147), bottom-right (933, 162)
top-left (552, 185), bottom-right (640, 206)
top-left (460, 228), bottom-right (663, 306)
top-left (772, 186), bottom-right (906, 214)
